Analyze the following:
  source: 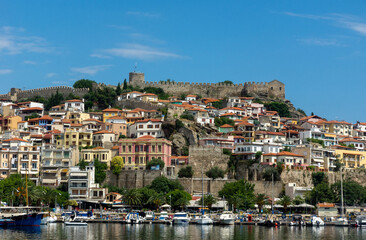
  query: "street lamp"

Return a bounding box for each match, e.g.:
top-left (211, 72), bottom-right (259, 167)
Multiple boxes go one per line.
top-left (12, 188), bottom-right (19, 207)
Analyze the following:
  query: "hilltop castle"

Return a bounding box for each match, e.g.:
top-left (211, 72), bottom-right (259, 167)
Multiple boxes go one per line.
top-left (0, 72), bottom-right (285, 101)
top-left (129, 72), bottom-right (285, 99)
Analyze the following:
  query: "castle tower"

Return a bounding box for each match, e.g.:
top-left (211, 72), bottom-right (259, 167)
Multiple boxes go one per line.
top-left (129, 72), bottom-right (145, 87)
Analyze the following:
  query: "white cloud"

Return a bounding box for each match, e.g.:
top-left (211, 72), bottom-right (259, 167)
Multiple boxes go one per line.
top-left (71, 65), bottom-right (112, 75)
top-left (126, 11), bottom-right (159, 18)
top-left (297, 38), bottom-right (345, 47)
top-left (46, 73), bottom-right (56, 78)
top-left (0, 26), bottom-right (52, 55)
top-left (24, 60), bottom-right (37, 65)
top-left (0, 69), bottom-right (13, 75)
top-left (92, 43), bottom-right (183, 60)
top-left (285, 12), bottom-right (366, 37)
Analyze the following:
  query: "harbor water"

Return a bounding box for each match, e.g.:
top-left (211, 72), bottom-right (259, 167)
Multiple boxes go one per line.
top-left (0, 223), bottom-right (365, 240)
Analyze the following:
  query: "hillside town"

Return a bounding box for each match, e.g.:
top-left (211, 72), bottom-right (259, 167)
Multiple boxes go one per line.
top-left (0, 72), bottom-right (365, 219)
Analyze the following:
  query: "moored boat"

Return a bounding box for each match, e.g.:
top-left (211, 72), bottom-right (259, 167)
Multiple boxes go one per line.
top-left (172, 212), bottom-right (190, 224)
top-left (219, 211), bottom-right (235, 225)
top-left (196, 215), bottom-right (213, 225)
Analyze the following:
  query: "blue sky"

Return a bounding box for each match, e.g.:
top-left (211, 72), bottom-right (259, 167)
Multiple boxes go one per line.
top-left (1, 1), bottom-right (366, 122)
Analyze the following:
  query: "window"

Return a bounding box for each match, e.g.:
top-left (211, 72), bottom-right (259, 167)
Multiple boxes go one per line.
top-left (139, 125), bottom-right (143, 129)
top-left (148, 125), bottom-right (153, 129)
top-left (128, 157), bottom-right (132, 164)
top-left (32, 163), bottom-right (37, 169)
top-left (135, 146), bottom-right (139, 152)
top-left (158, 145), bottom-right (162, 152)
top-left (2, 172), bottom-right (6, 175)
top-left (22, 163), bottom-right (27, 169)
top-left (32, 155), bottom-right (37, 160)
top-left (122, 145), bottom-right (126, 152)
top-left (155, 124), bottom-right (159, 128)
top-left (128, 146), bottom-right (132, 152)
top-left (152, 145), bottom-right (156, 152)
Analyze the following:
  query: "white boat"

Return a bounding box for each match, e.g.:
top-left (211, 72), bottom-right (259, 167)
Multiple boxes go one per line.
top-left (334, 217), bottom-right (348, 226)
top-left (219, 211), bottom-right (235, 225)
top-left (310, 216), bottom-right (324, 226)
top-left (172, 212), bottom-right (190, 224)
top-left (159, 211), bottom-right (170, 222)
top-left (356, 215), bottom-right (366, 227)
top-left (125, 212), bottom-right (143, 224)
top-left (145, 211), bottom-right (155, 221)
top-left (64, 221), bottom-right (88, 226)
top-left (196, 215), bottom-right (213, 225)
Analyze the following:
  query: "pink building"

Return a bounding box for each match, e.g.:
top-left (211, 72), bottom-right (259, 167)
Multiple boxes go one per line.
top-left (118, 135), bottom-right (172, 170)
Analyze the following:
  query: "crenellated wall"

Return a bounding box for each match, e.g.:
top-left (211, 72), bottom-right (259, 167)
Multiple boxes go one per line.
top-left (0, 86), bottom-right (89, 101)
top-left (129, 72), bottom-right (285, 99)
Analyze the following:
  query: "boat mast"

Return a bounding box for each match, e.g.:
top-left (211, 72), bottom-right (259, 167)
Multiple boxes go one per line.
top-left (26, 169), bottom-right (29, 207)
top-left (340, 168), bottom-right (344, 218)
top-left (271, 172), bottom-right (274, 214)
top-left (202, 167), bottom-right (204, 212)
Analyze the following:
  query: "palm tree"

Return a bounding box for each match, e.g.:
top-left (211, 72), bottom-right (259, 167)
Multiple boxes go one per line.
top-left (201, 195), bottom-right (217, 209)
top-left (278, 195), bottom-right (292, 213)
top-left (229, 194), bottom-right (243, 212)
top-left (256, 194), bottom-right (268, 213)
top-left (123, 189), bottom-right (142, 206)
top-left (147, 192), bottom-right (165, 211)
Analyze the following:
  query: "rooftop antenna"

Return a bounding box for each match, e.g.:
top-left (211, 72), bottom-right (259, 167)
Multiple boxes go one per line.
top-left (134, 62), bottom-right (138, 72)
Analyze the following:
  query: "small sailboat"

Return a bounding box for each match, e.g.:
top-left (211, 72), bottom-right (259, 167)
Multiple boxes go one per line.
top-left (196, 168), bottom-right (213, 225)
top-left (334, 169), bottom-right (348, 226)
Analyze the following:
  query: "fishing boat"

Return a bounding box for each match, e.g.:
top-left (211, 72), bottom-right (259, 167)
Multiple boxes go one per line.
top-left (172, 212), bottom-right (190, 224)
top-left (219, 211), bottom-right (235, 225)
top-left (0, 219), bottom-right (15, 227)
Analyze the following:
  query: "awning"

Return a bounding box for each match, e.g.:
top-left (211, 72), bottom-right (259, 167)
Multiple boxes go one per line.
top-left (42, 179), bottom-right (56, 184)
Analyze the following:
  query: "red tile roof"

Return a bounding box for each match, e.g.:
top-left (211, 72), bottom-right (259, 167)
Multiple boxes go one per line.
top-left (102, 108), bottom-right (121, 112)
top-left (220, 124), bottom-right (234, 128)
top-left (3, 138), bottom-right (28, 142)
top-left (94, 130), bottom-right (114, 134)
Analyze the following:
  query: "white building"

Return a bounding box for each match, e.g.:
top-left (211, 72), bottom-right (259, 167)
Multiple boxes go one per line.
top-left (128, 119), bottom-right (164, 138)
top-left (117, 91), bottom-right (143, 101)
top-left (185, 95), bottom-right (197, 101)
top-left (64, 99), bottom-right (85, 112)
top-left (68, 165), bottom-right (99, 201)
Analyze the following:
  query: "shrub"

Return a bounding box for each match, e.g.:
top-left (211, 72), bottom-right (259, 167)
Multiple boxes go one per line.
top-left (178, 166), bottom-right (194, 178)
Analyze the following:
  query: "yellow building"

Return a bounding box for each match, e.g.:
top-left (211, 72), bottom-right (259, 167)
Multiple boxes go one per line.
top-left (333, 146), bottom-right (366, 169)
top-left (80, 147), bottom-right (112, 167)
top-left (0, 115), bottom-right (22, 132)
top-left (65, 112), bottom-right (90, 124)
top-left (325, 121), bottom-right (353, 136)
top-left (56, 130), bottom-right (93, 149)
top-left (102, 108), bottom-right (121, 123)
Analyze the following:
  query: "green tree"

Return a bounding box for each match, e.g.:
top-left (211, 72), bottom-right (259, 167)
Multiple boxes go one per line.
top-left (147, 191), bottom-right (166, 210)
top-left (307, 182), bottom-right (334, 205)
top-left (73, 79), bottom-right (95, 89)
top-left (175, 119), bottom-right (184, 130)
top-left (77, 159), bottom-right (88, 170)
top-left (116, 83), bottom-right (122, 95)
top-left (94, 159), bottom-right (108, 184)
top-left (331, 180), bottom-right (366, 206)
top-left (219, 179), bottom-right (255, 210)
top-left (111, 156), bottom-right (124, 176)
top-left (149, 176), bottom-right (184, 194)
top-left (297, 108), bottom-right (307, 116)
top-left (167, 189), bottom-right (192, 210)
top-left (146, 158), bottom-right (165, 170)
top-left (262, 167), bottom-right (281, 181)
top-left (211, 100), bottom-right (223, 109)
top-left (264, 102), bottom-right (291, 118)
top-left (180, 111), bottom-right (195, 121)
top-left (123, 189), bottom-right (142, 206)
top-left (214, 117), bottom-right (235, 127)
top-left (293, 195), bottom-right (305, 205)
top-left (205, 167), bottom-right (225, 180)
top-left (278, 195), bottom-right (292, 213)
top-left (196, 195), bottom-right (217, 209)
top-left (218, 80), bottom-right (233, 85)
top-left (123, 79), bottom-right (128, 90)
top-left (312, 172), bottom-right (327, 187)
top-left (178, 166), bottom-right (194, 178)
top-left (256, 193), bottom-right (268, 213)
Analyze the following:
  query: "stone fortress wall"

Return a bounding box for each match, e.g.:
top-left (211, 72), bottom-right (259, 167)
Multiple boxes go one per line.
top-left (129, 72), bottom-right (286, 99)
top-left (0, 86), bottom-right (89, 102)
top-left (0, 72), bottom-right (285, 102)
